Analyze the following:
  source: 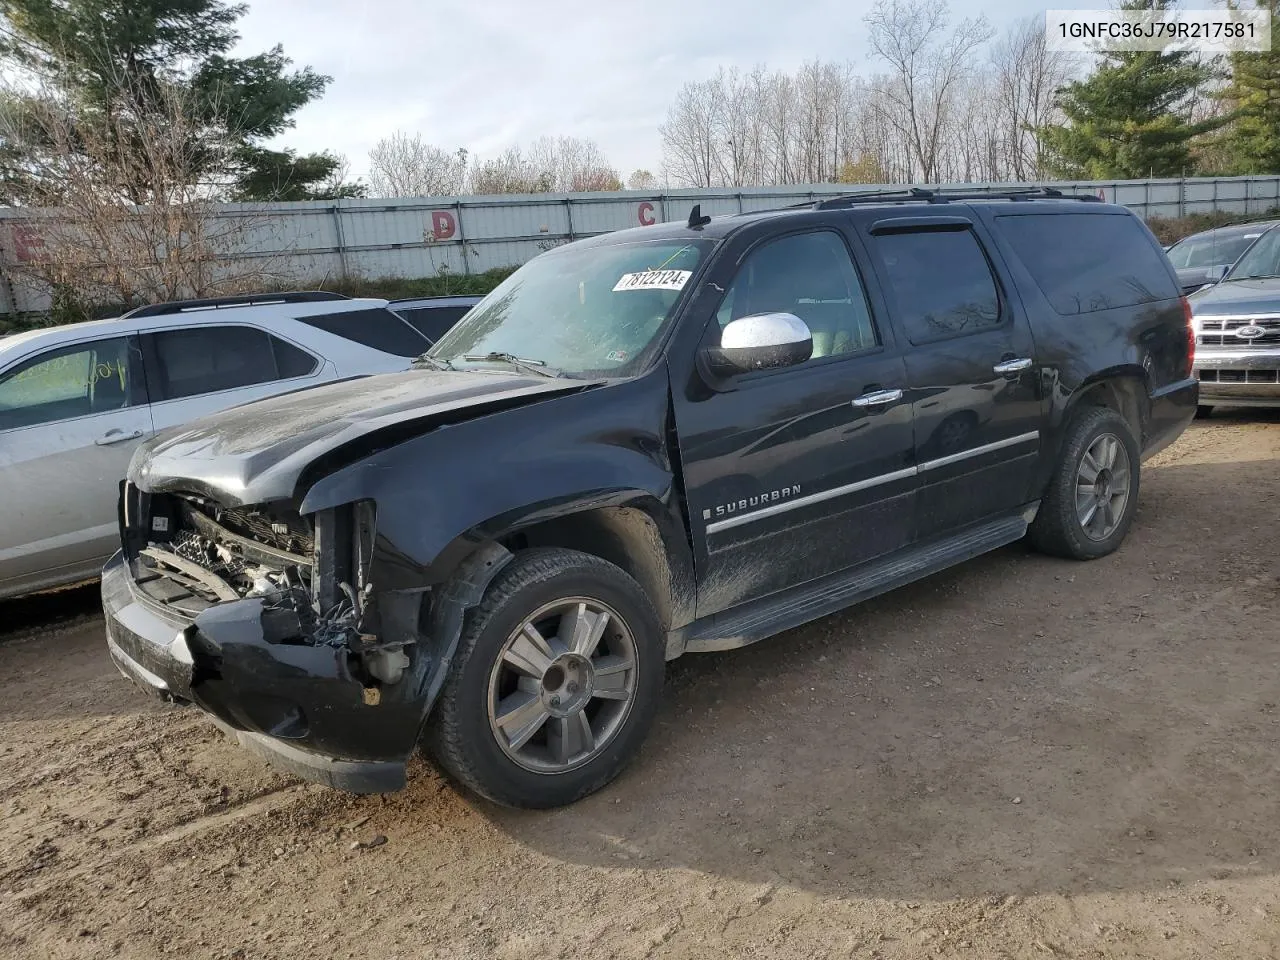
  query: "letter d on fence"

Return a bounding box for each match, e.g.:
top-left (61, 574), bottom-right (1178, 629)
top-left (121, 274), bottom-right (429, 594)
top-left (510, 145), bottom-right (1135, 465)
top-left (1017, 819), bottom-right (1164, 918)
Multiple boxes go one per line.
top-left (431, 210), bottom-right (457, 240)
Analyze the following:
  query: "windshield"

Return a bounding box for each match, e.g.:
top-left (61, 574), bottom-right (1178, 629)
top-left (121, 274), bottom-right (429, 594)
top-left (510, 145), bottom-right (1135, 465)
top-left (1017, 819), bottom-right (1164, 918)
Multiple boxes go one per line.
top-left (1224, 226), bottom-right (1280, 279)
top-left (428, 238), bottom-right (714, 378)
top-left (1167, 232), bottom-right (1259, 269)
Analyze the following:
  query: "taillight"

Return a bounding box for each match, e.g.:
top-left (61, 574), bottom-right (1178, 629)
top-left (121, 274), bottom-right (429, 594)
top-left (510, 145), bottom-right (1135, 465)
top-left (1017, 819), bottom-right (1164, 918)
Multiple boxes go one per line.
top-left (1181, 296), bottom-right (1195, 377)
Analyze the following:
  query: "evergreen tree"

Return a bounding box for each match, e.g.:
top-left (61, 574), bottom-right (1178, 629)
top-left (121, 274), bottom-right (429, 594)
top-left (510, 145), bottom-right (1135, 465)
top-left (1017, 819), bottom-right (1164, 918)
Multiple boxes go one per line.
top-left (1038, 0), bottom-right (1218, 179)
top-left (0, 0), bottom-right (347, 201)
top-left (1216, 0), bottom-right (1280, 174)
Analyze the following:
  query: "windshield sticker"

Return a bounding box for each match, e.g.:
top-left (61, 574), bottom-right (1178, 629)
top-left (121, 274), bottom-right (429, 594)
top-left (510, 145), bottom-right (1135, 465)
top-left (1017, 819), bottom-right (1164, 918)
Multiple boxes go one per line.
top-left (606, 349), bottom-right (628, 362)
top-left (612, 269), bottom-right (692, 293)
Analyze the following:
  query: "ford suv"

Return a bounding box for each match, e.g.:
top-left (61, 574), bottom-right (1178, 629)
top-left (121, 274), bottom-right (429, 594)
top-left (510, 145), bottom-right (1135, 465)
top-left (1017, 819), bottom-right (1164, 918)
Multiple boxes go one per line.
top-left (1187, 223), bottom-right (1280, 412)
top-left (102, 188), bottom-right (1198, 808)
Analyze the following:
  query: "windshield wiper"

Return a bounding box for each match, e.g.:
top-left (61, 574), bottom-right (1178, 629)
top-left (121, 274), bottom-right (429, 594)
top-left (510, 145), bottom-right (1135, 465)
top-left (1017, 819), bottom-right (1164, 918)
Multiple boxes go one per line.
top-left (412, 352), bottom-right (454, 370)
top-left (461, 352), bottom-right (560, 377)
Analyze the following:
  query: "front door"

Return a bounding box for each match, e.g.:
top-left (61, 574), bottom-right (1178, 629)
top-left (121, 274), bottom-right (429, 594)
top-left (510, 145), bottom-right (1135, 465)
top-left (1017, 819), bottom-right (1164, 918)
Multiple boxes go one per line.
top-left (673, 228), bottom-right (917, 618)
top-left (860, 218), bottom-right (1043, 536)
top-left (0, 335), bottom-right (152, 593)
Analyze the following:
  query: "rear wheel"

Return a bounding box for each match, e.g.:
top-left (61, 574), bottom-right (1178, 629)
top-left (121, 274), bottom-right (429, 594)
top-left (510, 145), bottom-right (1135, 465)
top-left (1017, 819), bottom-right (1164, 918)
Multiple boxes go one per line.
top-left (1196, 404), bottom-right (1214, 419)
top-left (1029, 406), bottom-right (1141, 560)
top-left (423, 548), bottom-right (664, 808)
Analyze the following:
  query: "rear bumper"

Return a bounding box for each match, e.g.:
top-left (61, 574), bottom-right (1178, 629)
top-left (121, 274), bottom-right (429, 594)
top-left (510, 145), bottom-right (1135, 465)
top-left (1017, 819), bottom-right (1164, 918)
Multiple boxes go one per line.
top-left (1143, 376), bottom-right (1198, 460)
top-left (1194, 347), bottom-right (1280, 406)
top-left (102, 551), bottom-right (410, 793)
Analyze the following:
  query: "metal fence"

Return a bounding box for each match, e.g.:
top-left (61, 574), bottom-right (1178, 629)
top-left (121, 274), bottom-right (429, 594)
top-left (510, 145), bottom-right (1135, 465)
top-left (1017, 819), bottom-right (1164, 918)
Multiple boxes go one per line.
top-left (4, 175), bottom-right (1280, 316)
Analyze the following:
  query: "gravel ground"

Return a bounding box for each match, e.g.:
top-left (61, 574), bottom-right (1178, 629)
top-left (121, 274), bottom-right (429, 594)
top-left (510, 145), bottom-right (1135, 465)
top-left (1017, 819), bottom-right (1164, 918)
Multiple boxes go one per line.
top-left (1, 410), bottom-right (1278, 960)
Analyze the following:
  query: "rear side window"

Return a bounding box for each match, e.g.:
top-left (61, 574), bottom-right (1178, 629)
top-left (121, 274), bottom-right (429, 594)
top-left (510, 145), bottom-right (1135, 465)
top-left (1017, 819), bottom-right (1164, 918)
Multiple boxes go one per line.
top-left (145, 325), bottom-right (318, 401)
top-left (995, 213), bottom-right (1178, 315)
top-left (395, 305), bottom-right (472, 342)
top-left (296, 307), bottom-right (430, 358)
top-left (872, 229), bottom-right (1001, 344)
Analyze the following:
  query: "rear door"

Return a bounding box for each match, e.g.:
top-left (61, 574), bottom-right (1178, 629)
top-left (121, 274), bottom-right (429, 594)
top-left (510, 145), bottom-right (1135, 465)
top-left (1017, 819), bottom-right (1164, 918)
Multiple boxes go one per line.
top-left (673, 226), bottom-right (917, 617)
top-left (141, 323), bottom-right (329, 432)
top-left (859, 213), bottom-right (1043, 537)
top-left (0, 335), bottom-right (152, 591)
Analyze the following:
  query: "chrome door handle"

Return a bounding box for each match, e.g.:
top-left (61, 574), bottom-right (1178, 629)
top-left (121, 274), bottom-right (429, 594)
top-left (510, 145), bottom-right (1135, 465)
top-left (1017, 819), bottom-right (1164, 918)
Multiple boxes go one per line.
top-left (95, 429), bottom-right (143, 446)
top-left (993, 358), bottom-right (1033, 376)
top-left (851, 388), bottom-right (903, 408)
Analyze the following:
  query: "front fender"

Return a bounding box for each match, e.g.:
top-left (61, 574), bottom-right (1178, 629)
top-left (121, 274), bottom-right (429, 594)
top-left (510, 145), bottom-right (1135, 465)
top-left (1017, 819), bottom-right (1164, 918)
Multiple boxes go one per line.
top-left (298, 372), bottom-right (680, 585)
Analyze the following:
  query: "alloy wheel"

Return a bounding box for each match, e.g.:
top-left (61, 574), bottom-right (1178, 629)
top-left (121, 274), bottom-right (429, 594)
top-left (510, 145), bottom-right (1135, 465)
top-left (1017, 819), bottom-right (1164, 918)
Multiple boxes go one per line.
top-left (1075, 432), bottom-right (1132, 541)
top-left (486, 597), bottom-right (639, 774)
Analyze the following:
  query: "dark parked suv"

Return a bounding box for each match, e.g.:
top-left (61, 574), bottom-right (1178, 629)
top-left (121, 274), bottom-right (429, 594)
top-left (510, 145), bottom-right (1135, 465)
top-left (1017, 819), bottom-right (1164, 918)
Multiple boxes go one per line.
top-left (103, 188), bottom-right (1197, 809)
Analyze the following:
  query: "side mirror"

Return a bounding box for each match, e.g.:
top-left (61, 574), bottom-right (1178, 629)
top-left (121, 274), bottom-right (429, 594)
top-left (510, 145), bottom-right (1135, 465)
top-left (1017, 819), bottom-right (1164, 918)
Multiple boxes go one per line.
top-left (703, 312), bottom-right (813, 378)
top-left (1205, 264), bottom-right (1229, 283)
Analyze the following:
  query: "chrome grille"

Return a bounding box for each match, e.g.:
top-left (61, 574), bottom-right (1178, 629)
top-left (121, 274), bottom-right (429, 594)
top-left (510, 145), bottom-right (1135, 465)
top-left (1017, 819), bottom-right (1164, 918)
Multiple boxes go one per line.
top-left (1199, 368), bottom-right (1280, 383)
top-left (1197, 316), bottom-right (1280, 346)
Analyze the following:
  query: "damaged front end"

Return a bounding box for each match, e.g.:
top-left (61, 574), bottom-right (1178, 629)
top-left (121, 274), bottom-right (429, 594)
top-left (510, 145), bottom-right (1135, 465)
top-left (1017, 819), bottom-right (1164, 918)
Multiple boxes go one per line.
top-left (104, 482), bottom-right (438, 791)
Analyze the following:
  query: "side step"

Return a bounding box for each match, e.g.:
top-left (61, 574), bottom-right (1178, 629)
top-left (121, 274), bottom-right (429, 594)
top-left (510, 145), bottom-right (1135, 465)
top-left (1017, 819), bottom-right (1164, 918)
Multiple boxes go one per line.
top-left (682, 512), bottom-right (1030, 654)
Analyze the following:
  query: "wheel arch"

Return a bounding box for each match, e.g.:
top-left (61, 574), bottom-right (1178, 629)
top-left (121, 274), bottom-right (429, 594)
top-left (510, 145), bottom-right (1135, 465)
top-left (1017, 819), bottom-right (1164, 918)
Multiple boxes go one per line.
top-left (482, 496), bottom-right (696, 635)
top-left (1066, 369), bottom-right (1150, 439)
top-left (1036, 367), bottom-right (1150, 499)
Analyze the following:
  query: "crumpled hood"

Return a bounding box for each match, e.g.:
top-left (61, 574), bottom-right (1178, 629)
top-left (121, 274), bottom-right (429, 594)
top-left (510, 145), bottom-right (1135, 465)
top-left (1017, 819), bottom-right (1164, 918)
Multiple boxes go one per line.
top-left (1187, 278), bottom-right (1280, 316)
top-left (130, 369), bottom-right (594, 506)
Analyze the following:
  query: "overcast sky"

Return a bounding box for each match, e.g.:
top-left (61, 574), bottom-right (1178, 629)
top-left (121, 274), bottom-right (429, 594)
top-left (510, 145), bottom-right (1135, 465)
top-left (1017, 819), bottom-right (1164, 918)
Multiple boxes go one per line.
top-left (233, 0), bottom-right (1095, 183)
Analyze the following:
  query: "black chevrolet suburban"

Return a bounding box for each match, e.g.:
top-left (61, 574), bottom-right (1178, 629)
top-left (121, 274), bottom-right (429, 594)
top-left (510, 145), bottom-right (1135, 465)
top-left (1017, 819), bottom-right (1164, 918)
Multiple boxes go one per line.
top-left (104, 188), bottom-right (1198, 809)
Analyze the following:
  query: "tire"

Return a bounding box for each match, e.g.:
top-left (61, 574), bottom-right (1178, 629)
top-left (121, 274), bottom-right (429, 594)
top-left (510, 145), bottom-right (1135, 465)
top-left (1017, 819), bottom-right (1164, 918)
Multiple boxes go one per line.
top-left (1029, 406), bottom-right (1141, 561)
top-left (423, 548), bottom-right (664, 809)
top-left (1196, 404), bottom-right (1214, 419)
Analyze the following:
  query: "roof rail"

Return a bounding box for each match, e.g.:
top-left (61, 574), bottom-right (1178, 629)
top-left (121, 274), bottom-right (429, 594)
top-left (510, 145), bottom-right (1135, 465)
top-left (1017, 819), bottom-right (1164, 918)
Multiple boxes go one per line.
top-left (120, 290), bottom-right (349, 319)
top-left (388, 294), bottom-right (482, 304)
top-left (803, 185), bottom-right (1103, 211)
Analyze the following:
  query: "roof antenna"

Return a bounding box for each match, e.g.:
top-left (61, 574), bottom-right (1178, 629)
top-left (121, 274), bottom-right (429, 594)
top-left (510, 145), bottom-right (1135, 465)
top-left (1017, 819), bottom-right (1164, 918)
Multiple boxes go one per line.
top-left (687, 203), bottom-right (712, 229)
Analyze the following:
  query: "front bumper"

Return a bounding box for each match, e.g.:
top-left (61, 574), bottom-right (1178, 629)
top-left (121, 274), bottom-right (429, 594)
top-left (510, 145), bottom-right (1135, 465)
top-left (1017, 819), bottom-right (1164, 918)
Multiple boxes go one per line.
top-left (1194, 348), bottom-right (1280, 406)
top-left (102, 551), bottom-right (412, 793)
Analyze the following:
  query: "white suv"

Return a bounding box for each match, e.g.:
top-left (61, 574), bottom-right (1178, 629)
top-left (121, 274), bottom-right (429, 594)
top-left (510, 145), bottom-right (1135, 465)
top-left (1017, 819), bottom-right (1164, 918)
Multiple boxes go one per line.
top-left (0, 291), bottom-right (433, 600)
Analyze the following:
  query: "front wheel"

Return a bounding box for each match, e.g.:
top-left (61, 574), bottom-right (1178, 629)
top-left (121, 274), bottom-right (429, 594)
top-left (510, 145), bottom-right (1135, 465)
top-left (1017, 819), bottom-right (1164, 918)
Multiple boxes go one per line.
top-left (423, 548), bottom-right (664, 808)
top-left (1196, 404), bottom-right (1214, 419)
top-left (1029, 406), bottom-right (1141, 560)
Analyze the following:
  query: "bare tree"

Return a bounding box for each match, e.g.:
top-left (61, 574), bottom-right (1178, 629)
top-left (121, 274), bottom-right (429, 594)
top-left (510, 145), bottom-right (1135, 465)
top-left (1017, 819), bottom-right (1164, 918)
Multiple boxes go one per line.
top-left (627, 169), bottom-right (658, 190)
top-left (989, 16), bottom-right (1077, 180)
top-left (469, 137), bottom-right (620, 194)
top-left (662, 64), bottom-right (888, 188)
top-left (660, 77), bottom-right (721, 187)
top-left (0, 70), bottom-right (293, 318)
top-left (367, 133), bottom-right (467, 198)
top-left (864, 0), bottom-right (993, 183)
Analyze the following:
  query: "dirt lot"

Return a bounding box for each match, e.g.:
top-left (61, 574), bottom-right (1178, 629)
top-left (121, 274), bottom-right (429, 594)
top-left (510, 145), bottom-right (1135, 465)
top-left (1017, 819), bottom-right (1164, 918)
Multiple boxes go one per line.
top-left (2, 412), bottom-right (1278, 960)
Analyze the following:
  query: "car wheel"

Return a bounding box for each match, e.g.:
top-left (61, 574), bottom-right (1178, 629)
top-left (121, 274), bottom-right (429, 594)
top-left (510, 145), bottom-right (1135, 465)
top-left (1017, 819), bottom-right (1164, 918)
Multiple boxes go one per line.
top-left (1029, 406), bottom-right (1141, 561)
top-left (1196, 404), bottom-right (1214, 419)
top-left (423, 548), bottom-right (664, 808)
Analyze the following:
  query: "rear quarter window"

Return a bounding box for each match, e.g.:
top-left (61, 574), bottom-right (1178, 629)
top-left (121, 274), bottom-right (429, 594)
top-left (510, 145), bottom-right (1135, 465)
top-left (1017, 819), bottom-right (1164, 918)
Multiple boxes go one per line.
top-left (994, 213), bottom-right (1177, 315)
top-left (296, 307), bottom-right (430, 358)
top-left (395, 305), bottom-right (472, 342)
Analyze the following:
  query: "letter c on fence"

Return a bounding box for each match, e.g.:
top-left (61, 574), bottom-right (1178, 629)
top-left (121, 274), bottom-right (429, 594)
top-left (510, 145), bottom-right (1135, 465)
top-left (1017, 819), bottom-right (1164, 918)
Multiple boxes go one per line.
top-left (431, 210), bottom-right (457, 240)
top-left (638, 202), bottom-right (655, 226)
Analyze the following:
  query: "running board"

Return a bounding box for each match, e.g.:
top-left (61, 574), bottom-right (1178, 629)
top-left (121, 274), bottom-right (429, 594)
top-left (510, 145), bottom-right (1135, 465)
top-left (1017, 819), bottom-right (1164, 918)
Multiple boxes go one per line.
top-left (678, 512), bottom-right (1030, 655)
